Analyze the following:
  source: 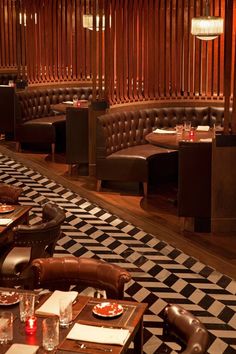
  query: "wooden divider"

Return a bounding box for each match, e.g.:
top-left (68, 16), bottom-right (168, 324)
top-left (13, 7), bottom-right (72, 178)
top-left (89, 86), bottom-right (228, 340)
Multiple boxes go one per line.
top-left (0, 0), bottom-right (235, 107)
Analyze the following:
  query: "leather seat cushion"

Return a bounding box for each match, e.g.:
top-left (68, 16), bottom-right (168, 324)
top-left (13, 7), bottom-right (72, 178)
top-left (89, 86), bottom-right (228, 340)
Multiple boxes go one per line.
top-left (97, 145), bottom-right (177, 181)
top-left (108, 144), bottom-right (176, 159)
top-left (16, 115), bottom-right (65, 143)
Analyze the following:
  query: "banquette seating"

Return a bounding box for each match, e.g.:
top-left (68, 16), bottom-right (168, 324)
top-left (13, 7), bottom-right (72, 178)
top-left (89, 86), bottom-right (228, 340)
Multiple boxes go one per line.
top-left (29, 257), bottom-right (131, 299)
top-left (96, 106), bottom-right (224, 196)
top-left (15, 87), bottom-right (93, 156)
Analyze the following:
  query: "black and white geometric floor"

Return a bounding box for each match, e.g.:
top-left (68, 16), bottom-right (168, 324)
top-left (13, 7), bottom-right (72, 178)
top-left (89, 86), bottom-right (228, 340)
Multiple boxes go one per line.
top-left (0, 152), bottom-right (235, 354)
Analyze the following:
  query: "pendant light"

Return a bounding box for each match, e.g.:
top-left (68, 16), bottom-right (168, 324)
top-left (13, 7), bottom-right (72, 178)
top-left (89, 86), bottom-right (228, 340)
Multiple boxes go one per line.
top-left (191, 0), bottom-right (224, 41)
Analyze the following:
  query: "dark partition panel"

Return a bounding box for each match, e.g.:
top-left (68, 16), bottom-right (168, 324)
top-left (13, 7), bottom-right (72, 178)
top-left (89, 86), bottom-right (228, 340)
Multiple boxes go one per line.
top-left (66, 107), bottom-right (89, 174)
top-left (178, 141), bottom-right (212, 232)
top-left (0, 86), bottom-right (16, 138)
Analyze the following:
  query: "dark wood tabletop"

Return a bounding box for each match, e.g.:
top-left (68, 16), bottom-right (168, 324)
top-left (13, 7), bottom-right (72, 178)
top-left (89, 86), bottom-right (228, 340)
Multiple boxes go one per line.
top-left (51, 101), bottom-right (89, 114)
top-left (145, 129), bottom-right (216, 150)
top-left (0, 205), bottom-right (31, 245)
top-left (0, 290), bottom-right (147, 354)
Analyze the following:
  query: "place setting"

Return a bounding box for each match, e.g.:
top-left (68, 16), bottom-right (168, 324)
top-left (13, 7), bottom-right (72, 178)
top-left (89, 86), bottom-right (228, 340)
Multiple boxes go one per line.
top-left (0, 205), bottom-right (15, 214)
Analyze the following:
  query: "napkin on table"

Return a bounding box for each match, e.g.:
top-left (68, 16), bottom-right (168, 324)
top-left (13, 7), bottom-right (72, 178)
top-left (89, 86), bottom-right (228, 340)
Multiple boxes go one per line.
top-left (5, 344), bottom-right (39, 354)
top-left (62, 101), bottom-right (73, 104)
top-left (0, 218), bottom-right (12, 226)
top-left (67, 323), bottom-right (130, 346)
top-left (153, 128), bottom-right (176, 134)
top-left (196, 125), bottom-right (210, 131)
top-left (35, 290), bottom-right (78, 316)
top-left (199, 138), bottom-right (212, 142)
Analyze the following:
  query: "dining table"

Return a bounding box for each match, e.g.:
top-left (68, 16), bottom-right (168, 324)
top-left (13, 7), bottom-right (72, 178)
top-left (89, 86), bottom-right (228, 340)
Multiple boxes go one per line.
top-left (51, 100), bottom-right (89, 114)
top-left (0, 205), bottom-right (31, 246)
top-left (145, 127), bottom-right (223, 233)
top-left (145, 127), bottom-right (218, 150)
top-left (0, 288), bottom-right (147, 354)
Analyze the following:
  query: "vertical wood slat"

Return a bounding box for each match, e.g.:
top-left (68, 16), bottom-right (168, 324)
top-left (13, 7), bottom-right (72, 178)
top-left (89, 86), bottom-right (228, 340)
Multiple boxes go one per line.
top-left (0, 0), bottom-right (235, 109)
top-left (224, 0), bottom-right (233, 133)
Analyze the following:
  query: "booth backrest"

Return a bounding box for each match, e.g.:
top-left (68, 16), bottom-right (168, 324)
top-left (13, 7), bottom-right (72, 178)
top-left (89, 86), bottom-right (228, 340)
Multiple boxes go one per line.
top-left (97, 106), bottom-right (224, 156)
top-left (16, 87), bottom-right (93, 123)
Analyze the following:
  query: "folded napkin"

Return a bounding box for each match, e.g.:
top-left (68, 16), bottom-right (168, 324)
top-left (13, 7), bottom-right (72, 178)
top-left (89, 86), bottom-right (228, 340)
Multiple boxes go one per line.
top-left (67, 323), bottom-right (130, 346)
top-left (0, 218), bottom-right (12, 226)
top-left (35, 290), bottom-right (78, 316)
top-left (196, 125), bottom-right (210, 131)
top-left (62, 101), bottom-right (73, 104)
top-left (199, 138), bottom-right (212, 142)
top-left (5, 344), bottom-right (39, 354)
top-left (153, 128), bottom-right (176, 134)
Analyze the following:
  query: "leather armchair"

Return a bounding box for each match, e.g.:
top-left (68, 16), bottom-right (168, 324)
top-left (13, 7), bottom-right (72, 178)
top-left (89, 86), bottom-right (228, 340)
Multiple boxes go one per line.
top-left (29, 257), bottom-right (131, 300)
top-left (0, 203), bottom-right (65, 288)
top-left (163, 304), bottom-right (209, 354)
top-left (0, 183), bottom-right (22, 205)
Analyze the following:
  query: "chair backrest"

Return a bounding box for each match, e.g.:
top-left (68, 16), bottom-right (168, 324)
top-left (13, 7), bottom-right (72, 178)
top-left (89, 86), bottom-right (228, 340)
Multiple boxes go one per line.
top-left (0, 183), bottom-right (22, 205)
top-left (13, 202), bottom-right (65, 260)
top-left (164, 304), bottom-right (209, 354)
top-left (30, 257), bottom-right (131, 299)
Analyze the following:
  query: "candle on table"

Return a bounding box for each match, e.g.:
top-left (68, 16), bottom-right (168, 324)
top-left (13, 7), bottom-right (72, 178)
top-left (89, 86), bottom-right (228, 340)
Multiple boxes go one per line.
top-left (25, 316), bottom-right (37, 334)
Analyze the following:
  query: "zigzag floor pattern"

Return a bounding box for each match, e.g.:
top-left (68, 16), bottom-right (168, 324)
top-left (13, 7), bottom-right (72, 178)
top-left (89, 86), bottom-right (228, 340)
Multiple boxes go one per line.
top-left (0, 153), bottom-right (235, 354)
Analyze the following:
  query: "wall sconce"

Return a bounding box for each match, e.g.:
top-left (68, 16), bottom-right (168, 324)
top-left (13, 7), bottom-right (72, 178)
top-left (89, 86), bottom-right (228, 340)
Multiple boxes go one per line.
top-left (191, 0), bottom-right (224, 40)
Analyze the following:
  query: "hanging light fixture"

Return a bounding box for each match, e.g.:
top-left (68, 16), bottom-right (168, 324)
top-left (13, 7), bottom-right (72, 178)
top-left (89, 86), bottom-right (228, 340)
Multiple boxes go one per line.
top-left (191, 0), bottom-right (224, 41)
top-left (83, 14), bottom-right (111, 31)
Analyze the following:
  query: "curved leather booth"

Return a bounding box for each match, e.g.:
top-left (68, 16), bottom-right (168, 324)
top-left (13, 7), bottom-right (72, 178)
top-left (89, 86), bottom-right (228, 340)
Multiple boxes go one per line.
top-left (30, 257), bottom-right (131, 300)
top-left (163, 304), bottom-right (209, 354)
top-left (15, 87), bottom-right (93, 156)
top-left (96, 106), bottom-right (224, 196)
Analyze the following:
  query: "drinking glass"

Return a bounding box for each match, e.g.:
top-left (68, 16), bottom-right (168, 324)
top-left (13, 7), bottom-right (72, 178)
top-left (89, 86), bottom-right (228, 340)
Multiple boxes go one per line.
top-left (42, 317), bottom-right (59, 351)
top-left (19, 293), bottom-right (35, 322)
top-left (59, 298), bottom-right (72, 328)
top-left (184, 121), bottom-right (191, 132)
top-left (0, 312), bottom-right (13, 344)
top-left (73, 95), bottom-right (78, 107)
top-left (175, 124), bottom-right (184, 136)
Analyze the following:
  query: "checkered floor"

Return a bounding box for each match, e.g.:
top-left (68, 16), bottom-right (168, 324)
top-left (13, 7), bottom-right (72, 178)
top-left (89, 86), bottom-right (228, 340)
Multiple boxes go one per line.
top-left (0, 153), bottom-right (235, 354)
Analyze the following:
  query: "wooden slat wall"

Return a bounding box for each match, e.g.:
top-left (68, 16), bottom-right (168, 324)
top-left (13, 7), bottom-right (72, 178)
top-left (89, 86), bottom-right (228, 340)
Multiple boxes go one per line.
top-left (0, 0), bottom-right (234, 106)
top-left (0, 0), bottom-right (17, 69)
top-left (104, 0), bottom-right (228, 104)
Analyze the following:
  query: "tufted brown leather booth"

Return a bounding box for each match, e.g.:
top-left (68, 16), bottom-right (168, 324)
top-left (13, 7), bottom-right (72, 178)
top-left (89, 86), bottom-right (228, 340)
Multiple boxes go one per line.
top-left (15, 87), bottom-right (93, 156)
top-left (29, 257), bottom-right (131, 300)
top-left (0, 203), bottom-right (65, 288)
top-left (96, 106), bottom-right (224, 196)
top-left (163, 304), bottom-right (209, 354)
top-left (0, 183), bottom-right (22, 205)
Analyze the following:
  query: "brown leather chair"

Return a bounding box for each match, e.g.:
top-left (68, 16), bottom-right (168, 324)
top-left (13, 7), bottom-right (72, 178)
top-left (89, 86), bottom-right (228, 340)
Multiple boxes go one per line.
top-left (0, 203), bottom-right (65, 288)
top-left (163, 304), bottom-right (209, 354)
top-left (29, 257), bottom-right (131, 300)
top-left (0, 183), bottom-right (22, 205)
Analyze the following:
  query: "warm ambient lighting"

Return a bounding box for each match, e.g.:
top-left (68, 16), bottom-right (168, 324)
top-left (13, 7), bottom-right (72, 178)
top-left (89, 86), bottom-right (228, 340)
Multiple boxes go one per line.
top-left (83, 14), bottom-right (111, 31)
top-left (191, 0), bottom-right (224, 40)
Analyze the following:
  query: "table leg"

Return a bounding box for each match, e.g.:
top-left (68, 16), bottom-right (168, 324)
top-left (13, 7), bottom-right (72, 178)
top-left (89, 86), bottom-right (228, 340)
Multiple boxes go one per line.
top-left (133, 318), bottom-right (144, 354)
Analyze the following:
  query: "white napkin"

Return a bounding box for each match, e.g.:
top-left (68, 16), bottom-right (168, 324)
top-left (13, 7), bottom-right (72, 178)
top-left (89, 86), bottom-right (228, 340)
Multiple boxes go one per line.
top-left (199, 138), bottom-right (212, 142)
top-left (67, 323), bottom-right (130, 346)
top-left (35, 290), bottom-right (78, 316)
top-left (153, 128), bottom-right (176, 134)
top-left (62, 101), bottom-right (73, 104)
top-left (0, 218), bottom-right (12, 226)
top-left (196, 125), bottom-right (210, 131)
top-left (5, 344), bottom-right (39, 354)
